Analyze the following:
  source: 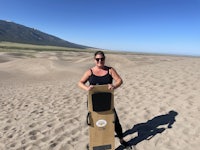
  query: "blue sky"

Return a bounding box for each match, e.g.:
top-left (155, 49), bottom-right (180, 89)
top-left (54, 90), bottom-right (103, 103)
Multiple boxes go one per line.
top-left (0, 0), bottom-right (200, 56)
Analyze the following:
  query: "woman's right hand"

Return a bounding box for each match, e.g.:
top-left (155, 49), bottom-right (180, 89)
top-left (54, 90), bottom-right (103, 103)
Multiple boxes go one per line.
top-left (87, 85), bottom-right (94, 91)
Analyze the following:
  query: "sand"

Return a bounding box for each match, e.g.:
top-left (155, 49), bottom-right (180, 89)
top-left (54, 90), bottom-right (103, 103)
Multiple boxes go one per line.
top-left (0, 51), bottom-right (200, 150)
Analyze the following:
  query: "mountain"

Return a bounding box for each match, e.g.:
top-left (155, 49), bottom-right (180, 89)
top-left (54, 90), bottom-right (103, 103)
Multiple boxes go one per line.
top-left (0, 20), bottom-right (89, 49)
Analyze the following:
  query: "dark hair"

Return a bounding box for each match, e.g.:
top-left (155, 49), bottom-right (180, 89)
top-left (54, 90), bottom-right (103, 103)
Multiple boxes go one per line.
top-left (94, 51), bottom-right (105, 58)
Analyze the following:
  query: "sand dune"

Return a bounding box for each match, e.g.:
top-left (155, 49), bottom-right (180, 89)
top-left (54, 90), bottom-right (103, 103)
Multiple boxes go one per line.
top-left (0, 51), bottom-right (200, 150)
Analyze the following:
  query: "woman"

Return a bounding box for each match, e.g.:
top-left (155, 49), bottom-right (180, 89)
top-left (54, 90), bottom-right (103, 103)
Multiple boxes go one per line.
top-left (78, 51), bottom-right (128, 147)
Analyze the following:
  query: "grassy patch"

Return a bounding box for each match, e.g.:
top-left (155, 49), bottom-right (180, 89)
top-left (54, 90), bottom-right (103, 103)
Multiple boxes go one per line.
top-left (0, 42), bottom-right (94, 52)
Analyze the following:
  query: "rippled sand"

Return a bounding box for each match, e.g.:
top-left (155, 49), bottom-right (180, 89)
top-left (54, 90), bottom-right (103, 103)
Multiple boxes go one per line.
top-left (0, 51), bottom-right (200, 150)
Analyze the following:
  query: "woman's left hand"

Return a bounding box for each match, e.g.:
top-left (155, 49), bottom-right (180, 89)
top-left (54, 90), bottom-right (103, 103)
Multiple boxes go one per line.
top-left (108, 84), bottom-right (115, 90)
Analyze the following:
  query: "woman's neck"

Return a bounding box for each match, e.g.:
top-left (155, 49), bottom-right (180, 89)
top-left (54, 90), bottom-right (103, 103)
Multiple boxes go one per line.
top-left (95, 66), bottom-right (105, 70)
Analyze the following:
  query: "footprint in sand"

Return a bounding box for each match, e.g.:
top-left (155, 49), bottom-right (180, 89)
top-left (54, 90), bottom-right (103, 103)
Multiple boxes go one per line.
top-left (28, 145), bottom-right (41, 150)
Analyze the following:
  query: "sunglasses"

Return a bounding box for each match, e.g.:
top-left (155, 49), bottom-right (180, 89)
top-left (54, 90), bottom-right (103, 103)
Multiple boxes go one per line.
top-left (95, 57), bottom-right (105, 62)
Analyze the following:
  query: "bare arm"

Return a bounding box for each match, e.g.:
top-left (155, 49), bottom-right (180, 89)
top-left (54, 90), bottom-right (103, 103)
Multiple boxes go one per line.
top-left (78, 70), bottom-right (93, 91)
top-left (109, 67), bottom-right (123, 89)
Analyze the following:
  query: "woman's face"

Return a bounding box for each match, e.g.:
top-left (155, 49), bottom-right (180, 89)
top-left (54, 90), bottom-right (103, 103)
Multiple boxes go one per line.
top-left (94, 54), bottom-right (105, 67)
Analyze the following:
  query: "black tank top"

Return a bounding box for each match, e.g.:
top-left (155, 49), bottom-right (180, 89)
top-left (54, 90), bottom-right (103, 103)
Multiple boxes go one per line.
top-left (88, 67), bottom-right (113, 85)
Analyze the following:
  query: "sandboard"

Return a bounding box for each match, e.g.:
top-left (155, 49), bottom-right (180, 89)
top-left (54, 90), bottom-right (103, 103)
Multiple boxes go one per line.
top-left (87, 85), bottom-right (115, 150)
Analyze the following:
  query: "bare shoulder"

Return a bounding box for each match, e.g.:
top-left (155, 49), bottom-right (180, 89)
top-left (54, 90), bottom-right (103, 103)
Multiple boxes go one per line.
top-left (109, 67), bottom-right (121, 80)
top-left (109, 67), bottom-right (117, 74)
top-left (85, 69), bottom-right (92, 76)
top-left (79, 69), bottom-right (92, 83)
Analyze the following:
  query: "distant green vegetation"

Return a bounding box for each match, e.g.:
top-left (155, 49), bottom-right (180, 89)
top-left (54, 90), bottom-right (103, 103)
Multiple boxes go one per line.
top-left (0, 20), bottom-right (89, 49)
top-left (0, 42), bottom-right (94, 52)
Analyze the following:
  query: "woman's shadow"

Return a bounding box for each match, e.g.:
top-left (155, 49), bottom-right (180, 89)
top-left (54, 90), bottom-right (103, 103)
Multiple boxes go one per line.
top-left (116, 110), bottom-right (178, 149)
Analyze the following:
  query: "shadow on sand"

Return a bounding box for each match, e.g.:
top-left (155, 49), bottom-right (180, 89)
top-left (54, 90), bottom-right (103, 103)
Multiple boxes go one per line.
top-left (116, 110), bottom-right (178, 150)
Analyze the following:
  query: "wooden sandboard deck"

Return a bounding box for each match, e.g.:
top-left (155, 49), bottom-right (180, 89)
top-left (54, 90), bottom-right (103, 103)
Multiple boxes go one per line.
top-left (88, 85), bottom-right (115, 150)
